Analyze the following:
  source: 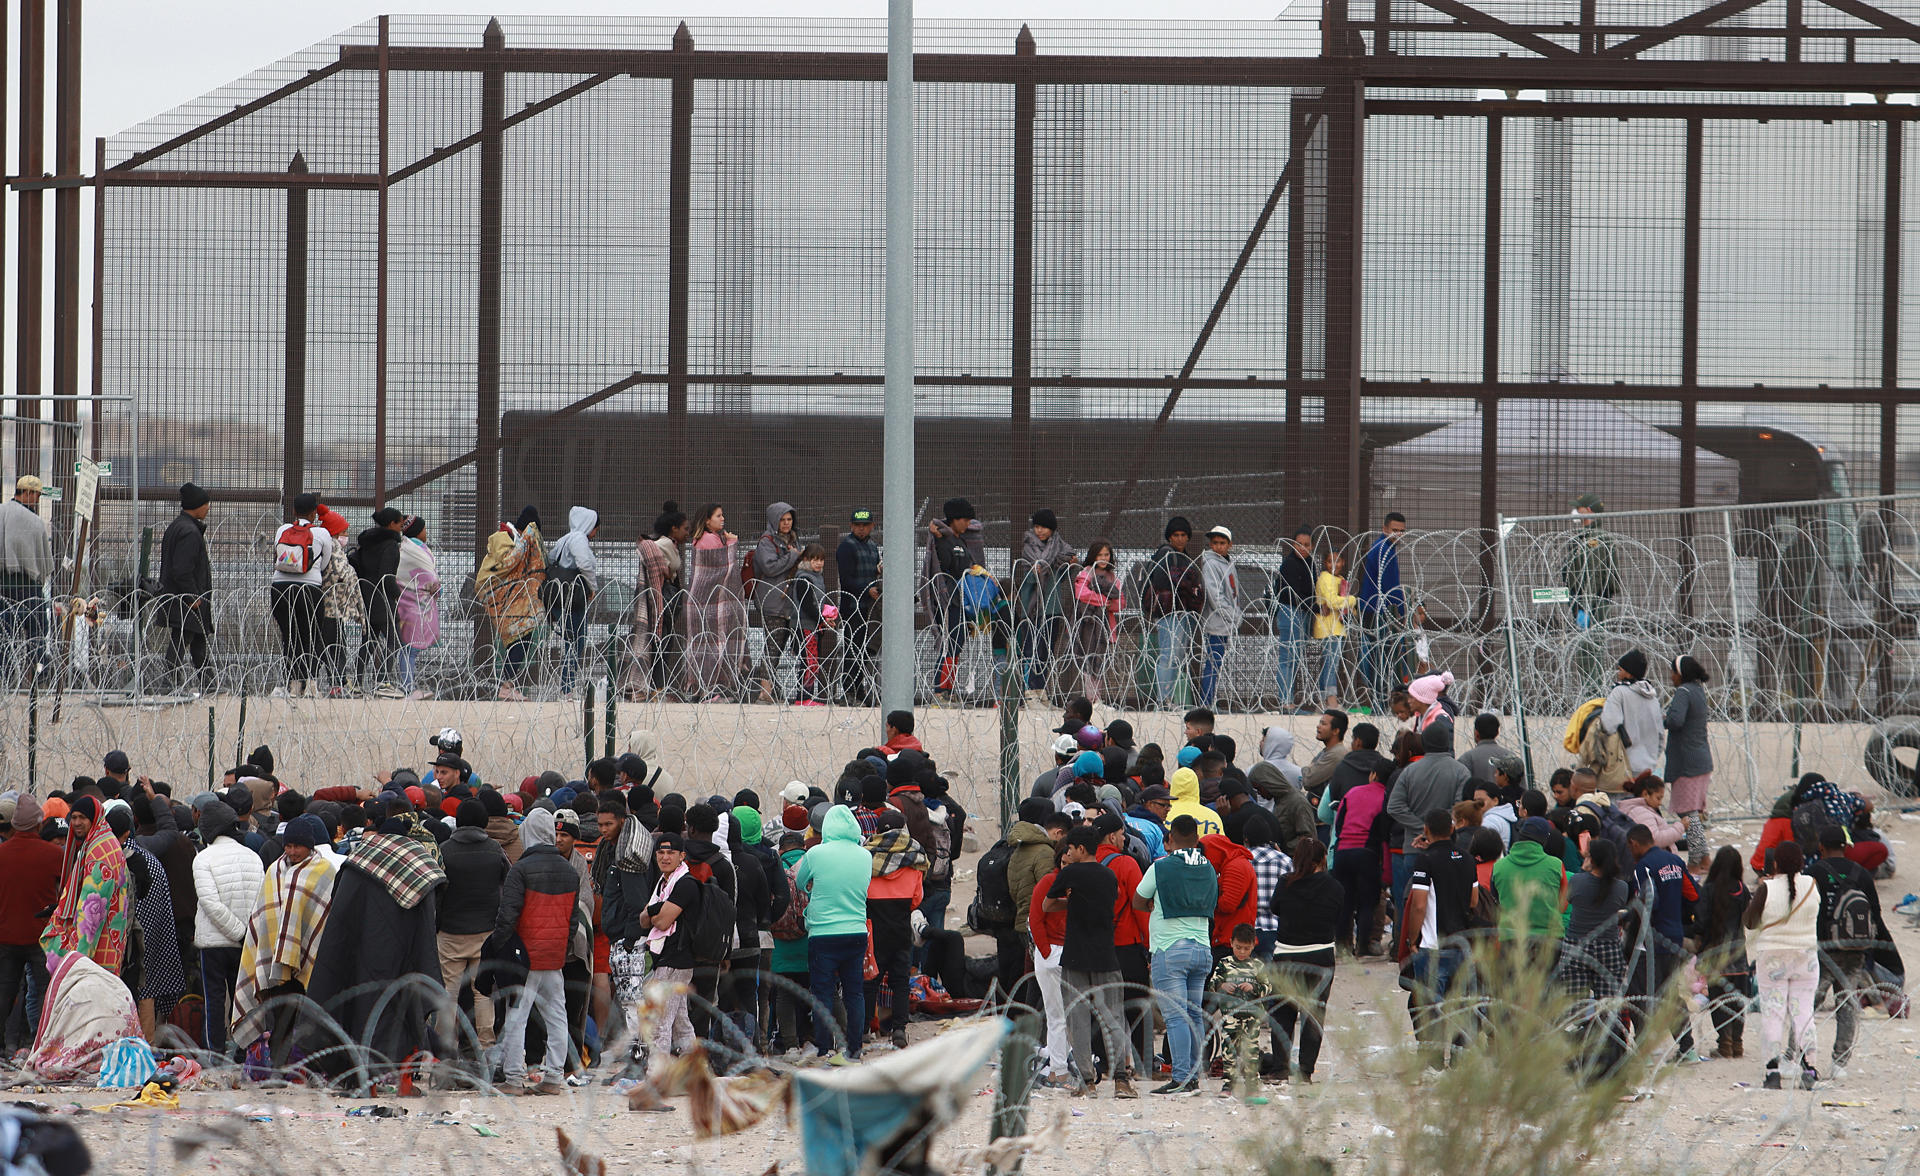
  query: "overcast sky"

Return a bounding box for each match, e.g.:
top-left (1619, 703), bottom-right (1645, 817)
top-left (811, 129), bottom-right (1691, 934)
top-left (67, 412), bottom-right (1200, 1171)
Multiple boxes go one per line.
top-left (85, 1), bottom-right (1287, 141)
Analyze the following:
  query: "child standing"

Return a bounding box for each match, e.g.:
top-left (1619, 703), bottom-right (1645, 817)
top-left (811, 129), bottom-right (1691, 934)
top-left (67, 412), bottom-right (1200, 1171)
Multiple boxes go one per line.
top-left (1070, 540), bottom-right (1124, 704)
top-left (1211, 924), bottom-right (1273, 1099)
top-left (790, 544), bottom-right (835, 705)
top-left (1313, 548), bottom-right (1357, 709)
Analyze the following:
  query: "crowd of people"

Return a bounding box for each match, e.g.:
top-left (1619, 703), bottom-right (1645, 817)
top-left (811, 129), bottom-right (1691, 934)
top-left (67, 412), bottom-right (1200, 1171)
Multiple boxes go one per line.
top-left (0, 645), bottom-right (1905, 1100)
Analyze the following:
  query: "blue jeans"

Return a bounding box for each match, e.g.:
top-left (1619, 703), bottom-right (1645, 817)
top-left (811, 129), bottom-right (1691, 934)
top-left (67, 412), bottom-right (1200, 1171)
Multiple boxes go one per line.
top-left (1273, 606), bottom-right (1308, 704)
top-left (1199, 634), bottom-right (1229, 708)
top-left (808, 933), bottom-right (867, 1058)
top-left (1152, 613), bottom-right (1196, 705)
top-left (398, 645), bottom-right (419, 693)
top-left (1389, 850), bottom-right (1415, 923)
top-left (1317, 636), bottom-right (1343, 699)
top-left (559, 604), bottom-right (588, 694)
top-left (1356, 612), bottom-right (1403, 707)
top-left (1150, 938), bottom-right (1212, 1084)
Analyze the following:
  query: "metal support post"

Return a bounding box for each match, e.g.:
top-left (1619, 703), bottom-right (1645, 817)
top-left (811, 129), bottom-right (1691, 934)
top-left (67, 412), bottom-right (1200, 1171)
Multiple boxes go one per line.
top-left (16, 0), bottom-right (44, 481)
top-left (50, 0), bottom-right (79, 511)
top-left (476, 19), bottom-right (505, 557)
top-left (880, 0), bottom-right (917, 716)
top-left (375, 15), bottom-right (390, 507)
top-left (1494, 515), bottom-right (1532, 783)
top-left (283, 154), bottom-right (309, 520)
top-left (1720, 509), bottom-right (1761, 812)
top-left (667, 24), bottom-right (693, 501)
top-left (1009, 27), bottom-right (1034, 563)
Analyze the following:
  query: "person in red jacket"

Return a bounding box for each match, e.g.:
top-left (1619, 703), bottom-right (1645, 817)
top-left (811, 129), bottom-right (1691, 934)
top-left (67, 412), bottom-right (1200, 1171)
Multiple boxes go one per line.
top-left (1091, 813), bottom-right (1152, 1076)
top-left (1200, 833), bottom-right (1258, 955)
top-left (1028, 863), bottom-right (1071, 1086)
top-left (0, 797), bottom-right (64, 1052)
top-left (491, 808), bottom-right (587, 1095)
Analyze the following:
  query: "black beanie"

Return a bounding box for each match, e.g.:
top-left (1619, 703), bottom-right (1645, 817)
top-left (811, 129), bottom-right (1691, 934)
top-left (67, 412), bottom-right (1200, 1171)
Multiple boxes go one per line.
top-left (1165, 516), bottom-right (1192, 539)
top-left (1617, 649), bottom-right (1648, 680)
top-left (860, 778), bottom-right (889, 809)
top-left (478, 788), bottom-right (509, 819)
top-left (180, 482), bottom-right (209, 511)
top-left (942, 497), bottom-right (975, 522)
top-left (1031, 508), bottom-right (1058, 531)
top-left (455, 799), bottom-right (488, 830)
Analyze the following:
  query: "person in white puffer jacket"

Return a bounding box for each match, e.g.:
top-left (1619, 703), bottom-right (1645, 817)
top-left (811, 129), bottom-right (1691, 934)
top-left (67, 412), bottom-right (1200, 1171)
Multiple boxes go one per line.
top-left (192, 799), bottom-right (265, 1057)
top-left (1600, 648), bottom-right (1664, 779)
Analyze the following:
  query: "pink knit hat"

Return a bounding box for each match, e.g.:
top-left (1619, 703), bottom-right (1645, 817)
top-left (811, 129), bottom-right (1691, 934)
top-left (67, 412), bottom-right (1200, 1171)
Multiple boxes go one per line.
top-left (1408, 671), bottom-right (1454, 706)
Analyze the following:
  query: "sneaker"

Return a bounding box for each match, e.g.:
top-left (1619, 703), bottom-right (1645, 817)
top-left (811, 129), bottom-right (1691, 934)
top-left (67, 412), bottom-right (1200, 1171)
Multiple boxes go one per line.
top-left (1068, 1083), bottom-right (1090, 1098)
top-left (827, 1052), bottom-right (856, 1067)
top-left (373, 682), bottom-right (405, 699)
top-left (1763, 1069), bottom-right (1783, 1090)
top-left (1799, 1065), bottom-right (1819, 1090)
top-left (1113, 1074), bottom-right (1138, 1099)
top-left (1832, 1064), bottom-right (1849, 1082)
top-left (1149, 1079), bottom-right (1186, 1095)
top-left (1220, 1081), bottom-right (1235, 1097)
top-left (891, 1029), bottom-right (908, 1050)
top-left (566, 1071), bottom-right (590, 1087)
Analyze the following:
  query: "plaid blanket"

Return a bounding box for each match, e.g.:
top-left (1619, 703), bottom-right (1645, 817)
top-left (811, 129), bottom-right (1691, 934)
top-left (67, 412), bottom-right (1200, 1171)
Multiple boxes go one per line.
top-left (346, 833), bottom-right (446, 911)
top-left (231, 855), bottom-right (338, 1036)
top-left (866, 828), bottom-right (929, 878)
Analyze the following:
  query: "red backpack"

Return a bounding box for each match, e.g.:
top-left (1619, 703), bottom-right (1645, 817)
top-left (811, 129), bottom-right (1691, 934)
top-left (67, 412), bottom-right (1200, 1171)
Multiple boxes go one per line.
top-left (274, 520), bottom-right (317, 575)
top-left (740, 548), bottom-right (758, 601)
top-left (771, 859), bottom-right (808, 941)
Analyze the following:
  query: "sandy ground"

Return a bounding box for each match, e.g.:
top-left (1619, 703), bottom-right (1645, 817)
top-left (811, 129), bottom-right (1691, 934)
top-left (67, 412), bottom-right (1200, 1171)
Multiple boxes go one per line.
top-left (31, 807), bottom-right (1920, 1176)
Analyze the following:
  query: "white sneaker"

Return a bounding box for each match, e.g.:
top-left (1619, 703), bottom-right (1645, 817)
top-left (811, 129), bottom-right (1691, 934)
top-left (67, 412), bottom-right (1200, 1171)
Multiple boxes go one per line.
top-left (1832, 1064), bottom-right (1849, 1081)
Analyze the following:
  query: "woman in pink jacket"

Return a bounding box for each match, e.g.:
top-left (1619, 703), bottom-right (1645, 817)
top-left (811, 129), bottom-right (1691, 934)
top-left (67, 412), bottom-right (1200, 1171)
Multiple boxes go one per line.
top-left (1616, 775), bottom-right (1689, 850)
top-left (1070, 540), bottom-right (1124, 703)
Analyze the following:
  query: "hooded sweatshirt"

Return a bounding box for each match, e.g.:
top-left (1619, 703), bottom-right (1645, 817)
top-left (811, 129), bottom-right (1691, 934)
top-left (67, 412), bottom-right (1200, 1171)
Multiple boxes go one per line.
top-left (1199, 834), bottom-right (1258, 947)
top-left (1326, 745), bottom-right (1390, 806)
top-left (1006, 821), bottom-right (1057, 925)
top-left (754, 501), bottom-right (803, 620)
top-left (548, 506), bottom-right (600, 593)
top-left (1490, 838), bottom-right (1566, 942)
top-left (1385, 721), bottom-right (1471, 851)
top-left (1198, 547), bottom-right (1240, 638)
top-left (1167, 768), bottom-right (1223, 839)
top-left (1600, 677), bottom-right (1663, 776)
top-left (795, 806), bottom-right (873, 938)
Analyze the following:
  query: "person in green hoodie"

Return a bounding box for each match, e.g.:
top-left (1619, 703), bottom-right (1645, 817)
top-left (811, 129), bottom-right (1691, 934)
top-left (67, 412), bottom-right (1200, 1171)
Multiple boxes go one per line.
top-left (1490, 817), bottom-right (1568, 970)
top-left (796, 805), bottom-right (874, 1062)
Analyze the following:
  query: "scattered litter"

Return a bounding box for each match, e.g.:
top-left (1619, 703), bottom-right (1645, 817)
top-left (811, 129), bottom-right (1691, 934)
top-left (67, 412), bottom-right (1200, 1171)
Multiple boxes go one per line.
top-left (1371, 1125), bottom-right (1395, 1138)
top-left (1824, 1101), bottom-right (1871, 1107)
top-left (346, 1105), bottom-right (408, 1118)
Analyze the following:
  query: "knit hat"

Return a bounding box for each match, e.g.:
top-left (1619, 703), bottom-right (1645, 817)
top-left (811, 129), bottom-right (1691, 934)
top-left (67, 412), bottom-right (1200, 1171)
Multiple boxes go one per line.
top-left (1408, 671), bottom-right (1453, 706)
top-left (1517, 816), bottom-right (1555, 844)
top-left (180, 482), bottom-right (210, 511)
top-left (283, 814), bottom-right (328, 848)
top-left (1030, 508), bottom-right (1058, 531)
top-left (479, 789), bottom-right (509, 819)
top-left (1617, 649), bottom-right (1648, 680)
top-left (1073, 751), bottom-right (1105, 779)
top-left (942, 497), bottom-right (975, 522)
top-left (782, 803), bottom-right (809, 831)
top-left (453, 799), bottom-right (487, 829)
top-left (1165, 516), bottom-right (1192, 539)
top-left (11, 795), bottom-right (41, 831)
top-left (503, 794), bottom-right (524, 814)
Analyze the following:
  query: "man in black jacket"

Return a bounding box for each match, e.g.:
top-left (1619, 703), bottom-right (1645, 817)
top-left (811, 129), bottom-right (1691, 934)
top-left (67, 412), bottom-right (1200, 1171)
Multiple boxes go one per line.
top-left (352, 507), bottom-right (407, 697)
top-left (1325, 722), bottom-right (1391, 809)
top-left (1809, 826), bottom-right (1895, 1078)
top-left (684, 804), bottom-right (741, 1048)
top-left (1144, 516), bottom-right (1203, 706)
top-left (438, 799), bottom-right (509, 1058)
top-left (157, 482), bottom-right (213, 693)
top-left (1271, 528), bottom-right (1318, 711)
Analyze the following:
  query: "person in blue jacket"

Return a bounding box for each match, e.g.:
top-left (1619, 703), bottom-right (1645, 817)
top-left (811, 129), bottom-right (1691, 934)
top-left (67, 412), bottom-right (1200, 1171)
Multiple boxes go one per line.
top-left (1357, 512), bottom-right (1410, 711)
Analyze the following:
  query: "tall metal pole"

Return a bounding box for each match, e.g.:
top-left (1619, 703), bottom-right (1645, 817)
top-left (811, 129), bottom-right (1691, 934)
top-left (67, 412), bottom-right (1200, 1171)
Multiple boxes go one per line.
top-left (1493, 515), bottom-right (1532, 783)
top-left (50, 0), bottom-right (79, 511)
top-left (476, 19), bottom-right (504, 559)
top-left (879, 0), bottom-right (916, 716)
top-left (17, 0), bottom-right (44, 483)
top-left (1720, 509), bottom-right (1760, 814)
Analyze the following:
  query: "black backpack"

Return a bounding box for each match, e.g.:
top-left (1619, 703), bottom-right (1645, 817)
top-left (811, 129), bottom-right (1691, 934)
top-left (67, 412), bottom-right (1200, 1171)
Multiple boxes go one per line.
top-left (687, 876), bottom-right (738, 964)
top-left (1813, 861), bottom-right (1877, 949)
top-left (1579, 800), bottom-right (1635, 858)
top-left (969, 839), bottom-right (1017, 930)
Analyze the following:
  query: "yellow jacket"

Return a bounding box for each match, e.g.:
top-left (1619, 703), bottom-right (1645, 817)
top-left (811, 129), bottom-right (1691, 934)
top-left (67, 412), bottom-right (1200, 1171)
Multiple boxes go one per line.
top-left (1167, 767), bottom-right (1223, 838)
top-left (1313, 570), bottom-right (1357, 640)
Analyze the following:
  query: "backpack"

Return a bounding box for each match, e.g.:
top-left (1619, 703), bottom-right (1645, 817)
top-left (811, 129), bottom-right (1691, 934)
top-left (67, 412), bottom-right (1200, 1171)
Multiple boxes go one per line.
top-left (1579, 800), bottom-right (1635, 858)
top-left (960, 569), bottom-right (1001, 618)
top-left (1791, 800), bottom-right (1840, 851)
top-left (740, 548), bottom-right (758, 600)
top-left (1830, 882), bottom-right (1876, 949)
top-left (687, 876), bottom-right (738, 964)
top-left (770, 861), bottom-right (809, 941)
top-left (923, 804), bottom-right (954, 885)
top-left (1564, 697), bottom-right (1605, 755)
top-left (968, 839), bottom-right (1018, 930)
top-left (540, 553), bottom-right (585, 621)
top-left (274, 521), bottom-right (316, 575)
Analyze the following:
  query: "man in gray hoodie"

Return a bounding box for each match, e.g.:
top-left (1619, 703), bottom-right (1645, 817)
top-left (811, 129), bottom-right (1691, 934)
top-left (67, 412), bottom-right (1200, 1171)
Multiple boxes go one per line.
top-left (1384, 719), bottom-right (1469, 911)
top-left (1600, 649), bottom-right (1664, 780)
top-left (753, 502), bottom-right (803, 702)
top-left (1198, 526), bottom-right (1240, 708)
top-left (0, 476), bottom-right (52, 688)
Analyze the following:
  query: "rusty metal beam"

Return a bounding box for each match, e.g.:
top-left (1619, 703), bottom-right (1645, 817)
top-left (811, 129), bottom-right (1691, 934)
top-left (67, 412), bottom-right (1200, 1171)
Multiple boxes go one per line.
top-left (475, 18), bottom-right (504, 556)
top-left (51, 0), bottom-right (79, 512)
top-left (331, 43), bottom-right (1920, 92)
top-left (111, 61), bottom-right (346, 172)
top-left (386, 70), bottom-right (619, 185)
top-left (1096, 114), bottom-right (1320, 539)
top-left (283, 153), bottom-right (308, 520)
top-left (1816, 0), bottom-right (1920, 46)
top-left (1406, 0), bottom-right (1580, 57)
top-left (16, 0), bottom-right (44, 482)
top-left (1601, 0), bottom-right (1773, 58)
top-left (1369, 98), bottom-right (1920, 120)
top-left (102, 170), bottom-right (378, 189)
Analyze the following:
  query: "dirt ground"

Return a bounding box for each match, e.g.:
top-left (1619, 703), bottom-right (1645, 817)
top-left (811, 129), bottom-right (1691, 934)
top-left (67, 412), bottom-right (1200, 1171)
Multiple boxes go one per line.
top-left (31, 803), bottom-right (1920, 1176)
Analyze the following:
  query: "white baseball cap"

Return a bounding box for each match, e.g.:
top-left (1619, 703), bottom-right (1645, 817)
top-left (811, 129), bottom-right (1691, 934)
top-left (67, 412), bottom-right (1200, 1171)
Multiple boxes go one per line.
top-left (780, 781), bottom-right (810, 805)
top-left (1207, 525), bottom-right (1233, 542)
top-left (1051, 733), bottom-right (1079, 758)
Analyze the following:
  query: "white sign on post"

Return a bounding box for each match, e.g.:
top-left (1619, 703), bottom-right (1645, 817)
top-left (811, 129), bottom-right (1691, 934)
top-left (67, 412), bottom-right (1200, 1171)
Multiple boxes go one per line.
top-left (73, 459), bottom-right (99, 523)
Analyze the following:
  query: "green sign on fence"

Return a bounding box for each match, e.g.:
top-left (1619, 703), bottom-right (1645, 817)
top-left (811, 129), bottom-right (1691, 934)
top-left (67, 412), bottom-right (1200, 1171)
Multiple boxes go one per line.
top-left (1530, 586), bottom-right (1570, 605)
